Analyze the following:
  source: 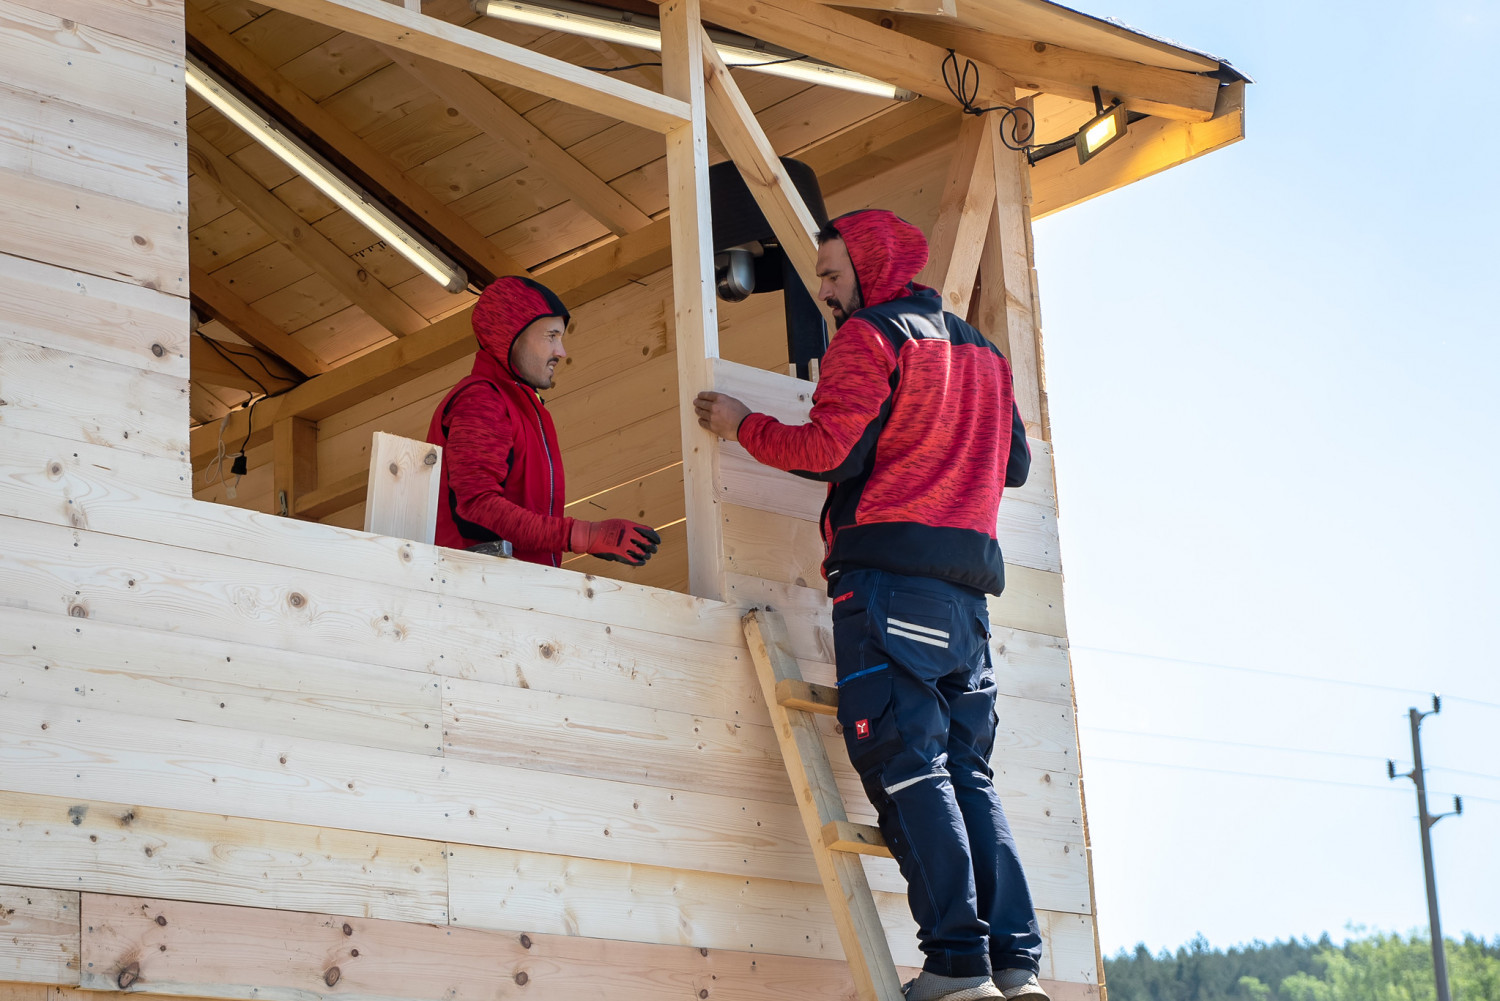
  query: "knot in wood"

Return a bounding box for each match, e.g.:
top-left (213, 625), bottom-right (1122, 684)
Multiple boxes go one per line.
top-left (151, 343), bottom-right (165, 358)
top-left (117, 962), bottom-right (141, 989)
top-left (1033, 41), bottom-right (1047, 52)
top-left (68, 603), bottom-right (88, 618)
top-left (700, 991), bottom-right (710, 998)
top-left (132, 235), bottom-right (148, 246)
top-left (49, 462), bottom-right (62, 476)
top-left (342, 923), bottom-right (354, 936)
top-left (288, 592), bottom-right (306, 609)
top-left (324, 966), bottom-right (341, 987)
top-left (538, 644), bottom-right (554, 659)
top-left (513, 972), bottom-right (529, 986)
top-left (423, 451), bottom-right (438, 466)
top-left (155, 915), bottom-right (167, 926)
top-left (519, 934), bottom-right (533, 950)
top-left (389, 462), bottom-right (400, 476)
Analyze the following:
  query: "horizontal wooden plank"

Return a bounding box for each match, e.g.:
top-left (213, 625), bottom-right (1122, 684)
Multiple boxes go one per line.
top-left (0, 518), bottom-right (759, 724)
top-left (0, 606), bottom-right (442, 754)
top-left (5, 445), bottom-right (745, 649)
top-left (13, 0), bottom-right (183, 53)
top-left (1040, 910), bottom-right (1099, 985)
top-left (77, 892), bottom-right (864, 1001)
top-left (0, 169), bottom-right (187, 296)
top-left (0, 1), bottom-right (185, 129)
top-left (0, 695), bottom-right (849, 889)
top-left (0, 253), bottom-right (187, 376)
top-left (0, 886), bottom-right (78, 985)
top-left (0, 335), bottom-right (188, 465)
top-left (0, 690), bottom-right (1084, 907)
top-left (448, 840), bottom-right (921, 964)
top-left (0, 792), bottom-right (448, 923)
top-left (0, 427), bottom-right (190, 509)
top-left (0, 84), bottom-right (184, 214)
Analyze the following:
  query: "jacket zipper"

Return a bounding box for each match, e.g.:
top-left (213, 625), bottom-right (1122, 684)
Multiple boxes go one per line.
top-left (521, 384), bottom-right (559, 567)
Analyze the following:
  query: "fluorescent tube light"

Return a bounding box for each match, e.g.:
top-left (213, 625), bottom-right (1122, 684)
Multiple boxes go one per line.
top-left (473, 0), bottom-right (916, 101)
top-left (185, 57), bottom-right (469, 293)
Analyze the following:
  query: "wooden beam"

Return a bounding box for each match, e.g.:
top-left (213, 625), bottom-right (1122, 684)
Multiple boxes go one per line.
top-left (272, 416), bottom-right (318, 518)
top-left (384, 49), bottom-right (654, 238)
top-left (950, 0), bottom-right (1220, 74)
top-left (661, 0), bottom-right (726, 601)
top-left (184, 5), bottom-right (529, 284)
top-left (920, 112), bottom-right (997, 317)
top-left (362, 432), bottom-right (440, 544)
top-left (250, 0), bottom-right (688, 133)
top-left (700, 28), bottom-right (820, 298)
top-left (190, 335), bottom-right (300, 393)
top-left (872, 14), bottom-right (1221, 123)
top-left (1031, 81), bottom-right (1246, 219)
top-left (189, 265), bottom-right (330, 376)
top-left (293, 470), bottom-right (367, 520)
top-left (974, 115), bottom-right (1041, 435)
top-left (697, 0), bottom-right (1017, 111)
top-left (0, 885), bottom-right (80, 985)
top-left (829, 0), bottom-right (955, 17)
top-left (186, 130), bottom-right (428, 338)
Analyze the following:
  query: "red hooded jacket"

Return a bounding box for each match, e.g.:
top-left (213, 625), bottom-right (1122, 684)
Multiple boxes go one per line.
top-left (738, 210), bottom-right (1031, 595)
top-left (426, 276), bottom-right (572, 565)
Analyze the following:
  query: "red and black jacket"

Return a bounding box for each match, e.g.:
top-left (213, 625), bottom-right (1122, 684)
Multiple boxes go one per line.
top-left (426, 276), bottom-right (572, 566)
top-left (738, 210), bottom-right (1031, 595)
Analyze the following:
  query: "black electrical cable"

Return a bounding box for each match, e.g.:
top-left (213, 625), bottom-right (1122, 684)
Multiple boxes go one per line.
top-left (940, 49), bottom-right (1035, 152)
top-left (194, 329), bottom-right (272, 397)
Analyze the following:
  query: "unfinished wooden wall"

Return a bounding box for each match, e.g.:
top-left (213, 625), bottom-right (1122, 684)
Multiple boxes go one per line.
top-left (2, 5), bottom-right (1096, 1001)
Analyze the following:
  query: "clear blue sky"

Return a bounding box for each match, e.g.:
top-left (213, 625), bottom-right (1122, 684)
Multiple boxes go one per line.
top-left (1031, 0), bottom-right (1500, 957)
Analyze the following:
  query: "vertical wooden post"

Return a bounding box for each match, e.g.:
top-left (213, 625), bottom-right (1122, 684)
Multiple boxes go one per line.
top-left (272, 416), bottom-right (318, 518)
top-left (660, 0), bottom-right (726, 600)
top-left (975, 96), bottom-right (1043, 438)
top-left (923, 113), bottom-right (998, 318)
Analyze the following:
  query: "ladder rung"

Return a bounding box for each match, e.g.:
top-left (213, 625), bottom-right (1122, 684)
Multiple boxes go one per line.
top-left (823, 820), bottom-right (892, 858)
top-left (776, 678), bottom-right (838, 715)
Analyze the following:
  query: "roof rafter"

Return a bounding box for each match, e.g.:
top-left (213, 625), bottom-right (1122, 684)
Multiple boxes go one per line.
top-left (383, 47), bottom-right (655, 237)
top-left (187, 126), bottom-right (430, 338)
top-left (696, 0), bottom-right (1017, 110)
top-left (249, 0), bottom-right (689, 133)
top-left (700, 26), bottom-right (820, 298)
top-left (190, 264), bottom-right (331, 377)
top-left (185, 3), bottom-right (530, 284)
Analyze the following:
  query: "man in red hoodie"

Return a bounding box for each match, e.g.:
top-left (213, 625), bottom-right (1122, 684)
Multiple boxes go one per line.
top-left (427, 275), bottom-right (659, 568)
top-left (695, 211), bottom-right (1044, 1001)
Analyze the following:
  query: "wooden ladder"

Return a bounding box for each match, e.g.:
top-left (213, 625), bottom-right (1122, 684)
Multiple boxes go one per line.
top-left (742, 608), bottom-right (905, 1001)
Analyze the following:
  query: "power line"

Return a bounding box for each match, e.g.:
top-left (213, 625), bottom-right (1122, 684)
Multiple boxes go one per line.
top-left (1084, 755), bottom-right (1500, 805)
top-left (1080, 725), bottom-right (1500, 782)
top-left (1071, 645), bottom-right (1500, 711)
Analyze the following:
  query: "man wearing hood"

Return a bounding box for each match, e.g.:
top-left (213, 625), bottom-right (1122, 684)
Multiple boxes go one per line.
top-left (427, 275), bottom-right (660, 568)
top-left (695, 210), bottom-right (1044, 1001)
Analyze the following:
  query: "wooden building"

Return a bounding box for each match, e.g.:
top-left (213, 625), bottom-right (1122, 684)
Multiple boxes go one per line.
top-left (0, 2), bottom-right (1244, 1001)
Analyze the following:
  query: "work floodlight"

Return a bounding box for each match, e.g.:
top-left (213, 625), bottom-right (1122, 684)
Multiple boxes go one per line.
top-left (1075, 102), bottom-right (1128, 165)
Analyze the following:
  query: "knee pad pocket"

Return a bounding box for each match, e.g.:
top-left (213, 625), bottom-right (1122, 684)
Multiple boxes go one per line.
top-left (837, 666), bottom-right (902, 773)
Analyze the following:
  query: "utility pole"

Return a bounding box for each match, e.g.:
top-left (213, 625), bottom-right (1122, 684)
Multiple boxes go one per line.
top-left (1388, 694), bottom-right (1462, 1001)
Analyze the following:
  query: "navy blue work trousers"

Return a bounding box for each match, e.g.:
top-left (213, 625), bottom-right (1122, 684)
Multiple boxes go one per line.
top-left (831, 568), bottom-right (1043, 978)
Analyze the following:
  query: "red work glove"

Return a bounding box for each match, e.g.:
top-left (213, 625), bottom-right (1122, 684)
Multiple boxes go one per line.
top-left (569, 519), bottom-right (661, 566)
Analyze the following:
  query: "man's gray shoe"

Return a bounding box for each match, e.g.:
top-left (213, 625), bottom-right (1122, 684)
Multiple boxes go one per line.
top-left (902, 971), bottom-right (1003, 1001)
top-left (992, 968), bottom-right (1049, 1001)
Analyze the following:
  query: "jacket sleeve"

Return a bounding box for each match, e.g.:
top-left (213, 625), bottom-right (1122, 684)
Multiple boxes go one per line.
top-left (443, 385), bottom-right (574, 552)
top-left (738, 320), bottom-right (898, 482)
top-left (1005, 400), bottom-right (1030, 488)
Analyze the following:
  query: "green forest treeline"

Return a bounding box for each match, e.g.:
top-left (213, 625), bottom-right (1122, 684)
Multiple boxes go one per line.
top-left (1102, 931), bottom-right (1500, 1001)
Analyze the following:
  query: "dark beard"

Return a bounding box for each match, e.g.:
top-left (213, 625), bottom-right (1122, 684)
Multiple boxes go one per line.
top-left (828, 287), bottom-right (863, 329)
